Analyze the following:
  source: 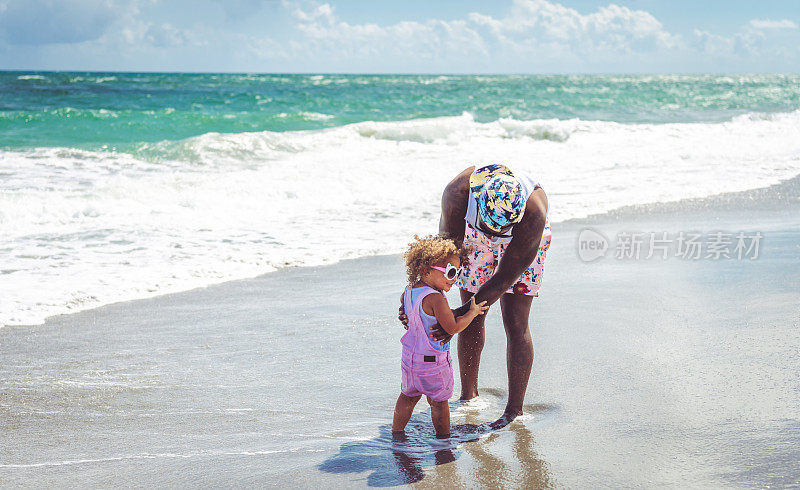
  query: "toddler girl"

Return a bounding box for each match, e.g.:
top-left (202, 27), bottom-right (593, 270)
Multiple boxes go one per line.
top-left (392, 235), bottom-right (488, 438)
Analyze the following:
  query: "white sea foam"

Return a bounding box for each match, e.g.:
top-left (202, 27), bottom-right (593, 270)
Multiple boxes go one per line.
top-left (300, 111), bottom-right (335, 121)
top-left (274, 111), bottom-right (335, 121)
top-left (0, 448), bottom-right (317, 468)
top-left (2, 111), bottom-right (800, 326)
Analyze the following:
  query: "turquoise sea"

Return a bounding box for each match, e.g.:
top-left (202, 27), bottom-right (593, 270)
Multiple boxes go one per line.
top-left (1, 72), bottom-right (799, 326)
top-left (3, 72), bottom-right (800, 149)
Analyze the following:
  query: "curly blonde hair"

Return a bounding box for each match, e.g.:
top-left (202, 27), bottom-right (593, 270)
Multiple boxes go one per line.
top-left (403, 234), bottom-right (470, 285)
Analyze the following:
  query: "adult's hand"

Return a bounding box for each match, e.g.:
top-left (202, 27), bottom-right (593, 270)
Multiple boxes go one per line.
top-left (398, 295), bottom-right (409, 330)
top-left (428, 323), bottom-right (453, 344)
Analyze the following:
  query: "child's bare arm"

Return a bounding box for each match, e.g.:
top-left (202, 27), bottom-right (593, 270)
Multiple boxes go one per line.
top-left (427, 294), bottom-right (488, 335)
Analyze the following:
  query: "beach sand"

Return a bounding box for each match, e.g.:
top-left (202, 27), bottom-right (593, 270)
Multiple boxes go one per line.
top-left (2, 177), bottom-right (799, 487)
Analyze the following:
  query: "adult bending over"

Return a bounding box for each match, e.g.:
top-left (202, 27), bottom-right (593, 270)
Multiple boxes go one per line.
top-left (400, 164), bottom-right (551, 422)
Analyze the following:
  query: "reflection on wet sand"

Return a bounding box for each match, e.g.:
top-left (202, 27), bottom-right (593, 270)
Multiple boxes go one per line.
top-left (512, 419), bottom-right (554, 488)
top-left (417, 445), bottom-right (464, 488)
top-left (318, 399), bottom-right (556, 487)
top-left (458, 406), bottom-right (554, 489)
top-left (389, 431), bottom-right (463, 488)
top-left (318, 421), bottom-right (463, 487)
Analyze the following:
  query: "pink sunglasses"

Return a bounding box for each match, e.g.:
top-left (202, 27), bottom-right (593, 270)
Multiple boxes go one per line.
top-left (430, 263), bottom-right (462, 281)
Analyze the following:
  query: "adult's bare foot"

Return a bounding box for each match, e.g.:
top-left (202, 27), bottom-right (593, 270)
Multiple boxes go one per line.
top-left (459, 391), bottom-right (479, 401)
top-left (488, 410), bottom-right (519, 430)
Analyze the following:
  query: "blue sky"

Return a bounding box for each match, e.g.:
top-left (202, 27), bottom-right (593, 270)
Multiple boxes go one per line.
top-left (0, 0), bottom-right (798, 73)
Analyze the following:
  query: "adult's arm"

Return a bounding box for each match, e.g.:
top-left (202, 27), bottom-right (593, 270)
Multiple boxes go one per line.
top-left (429, 206), bottom-right (547, 342)
top-left (438, 167), bottom-right (472, 246)
top-left (451, 190), bottom-right (548, 317)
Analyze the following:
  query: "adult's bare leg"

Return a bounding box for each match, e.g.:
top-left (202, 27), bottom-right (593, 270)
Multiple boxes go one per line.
top-left (457, 289), bottom-right (487, 400)
top-left (499, 293), bottom-right (534, 417)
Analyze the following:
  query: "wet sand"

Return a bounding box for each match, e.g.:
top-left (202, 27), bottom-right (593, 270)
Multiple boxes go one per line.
top-left (1, 178), bottom-right (799, 487)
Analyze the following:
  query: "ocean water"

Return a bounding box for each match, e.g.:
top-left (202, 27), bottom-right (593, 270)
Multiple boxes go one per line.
top-left (2, 72), bottom-right (800, 326)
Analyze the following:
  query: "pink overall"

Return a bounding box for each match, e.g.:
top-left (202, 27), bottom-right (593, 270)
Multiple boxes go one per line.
top-left (400, 286), bottom-right (454, 402)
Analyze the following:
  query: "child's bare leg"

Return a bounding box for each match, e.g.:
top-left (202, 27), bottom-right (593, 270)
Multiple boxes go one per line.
top-left (428, 397), bottom-right (451, 438)
top-left (393, 393), bottom-right (421, 432)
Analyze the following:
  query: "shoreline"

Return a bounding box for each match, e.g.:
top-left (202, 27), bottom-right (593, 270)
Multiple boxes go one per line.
top-left (7, 171), bottom-right (800, 330)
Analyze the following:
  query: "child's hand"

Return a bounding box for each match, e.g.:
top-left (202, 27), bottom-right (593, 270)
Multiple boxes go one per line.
top-left (469, 296), bottom-right (489, 316)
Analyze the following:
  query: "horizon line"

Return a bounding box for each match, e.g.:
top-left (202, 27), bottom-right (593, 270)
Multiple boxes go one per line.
top-left (3, 69), bottom-right (799, 76)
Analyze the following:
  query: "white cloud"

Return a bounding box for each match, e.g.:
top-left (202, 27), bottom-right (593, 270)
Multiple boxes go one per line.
top-left (689, 16), bottom-right (800, 69)
top-left (471, 0), bottom-right (682, 57)
top-left (288, 2), bottom-right (487, 65)
top-left (0, 0), bottom-right (138, 45)
top-left (281, 0), bottom-right (800, 72)
top-left (1, 0), bottom-right (797, 72)
top-left (748, 19), bottom-right (798, 30)
top-left (284, 0), bottom-right (688, 71)
top-left (691, 29), bottom-right (734, 56)
top-left (216, 0), bottom-right (281, 21)
top-left (244, 34), bottom-right (289, 60)
top-left (145, 23), bottom-right (189, 48)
